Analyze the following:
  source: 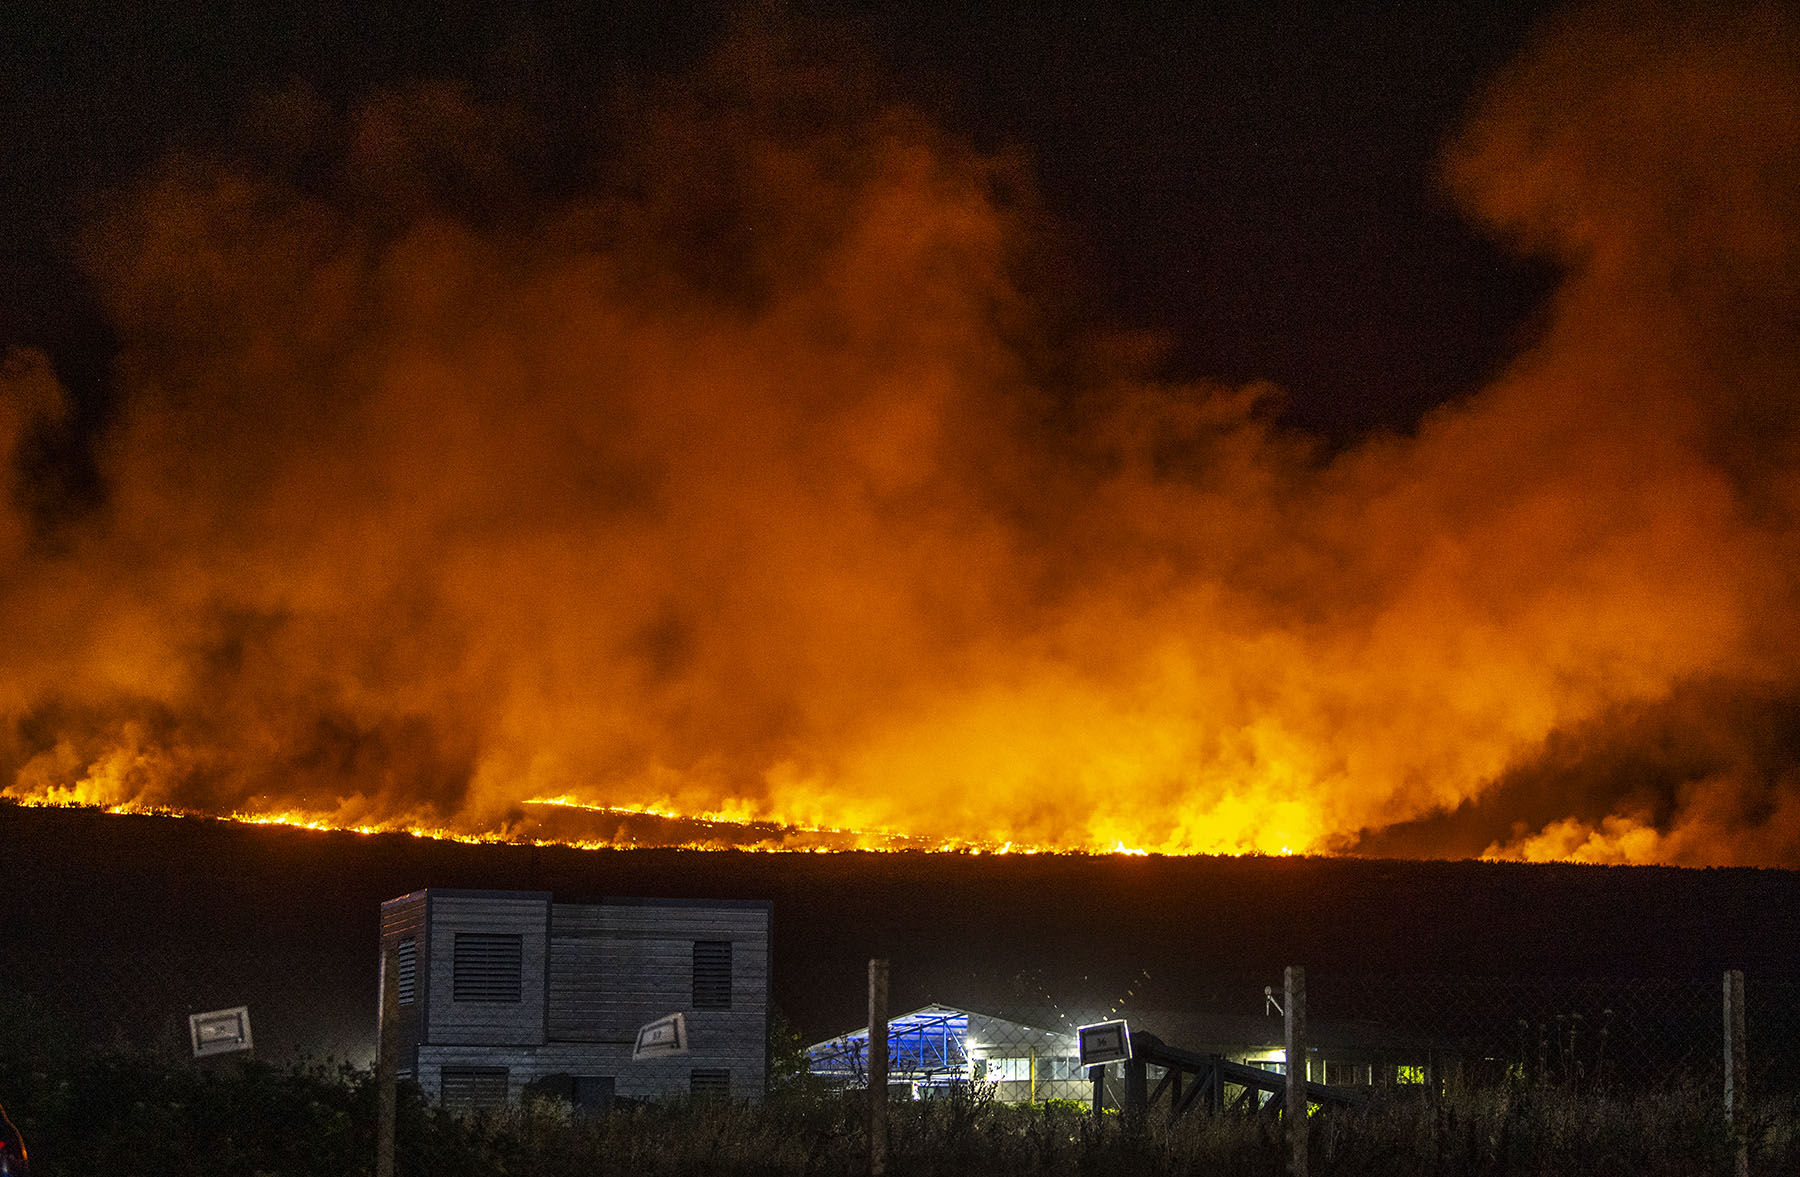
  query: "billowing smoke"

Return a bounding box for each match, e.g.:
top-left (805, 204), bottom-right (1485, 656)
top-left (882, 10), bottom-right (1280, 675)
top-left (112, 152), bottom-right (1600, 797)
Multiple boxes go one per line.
top-left (4, 7), bottom-right (1799, 864)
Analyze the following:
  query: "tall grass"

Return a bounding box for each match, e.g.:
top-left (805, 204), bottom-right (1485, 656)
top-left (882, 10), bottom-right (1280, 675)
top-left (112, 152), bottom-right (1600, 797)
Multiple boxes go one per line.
top-left (407, 1083), bottom-right (1795, 1177)
top-left (3, 1025), bottom-right (1795, 1177)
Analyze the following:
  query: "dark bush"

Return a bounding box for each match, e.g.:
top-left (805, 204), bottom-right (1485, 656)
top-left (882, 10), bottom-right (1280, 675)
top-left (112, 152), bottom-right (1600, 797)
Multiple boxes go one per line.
top-left (2, 1013), bottom-right (1796, 1177)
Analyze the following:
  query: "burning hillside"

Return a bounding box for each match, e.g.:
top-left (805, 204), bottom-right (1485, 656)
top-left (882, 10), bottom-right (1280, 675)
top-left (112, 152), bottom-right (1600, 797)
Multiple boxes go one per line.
top-left (4, 7), bottom-right (1800, 865)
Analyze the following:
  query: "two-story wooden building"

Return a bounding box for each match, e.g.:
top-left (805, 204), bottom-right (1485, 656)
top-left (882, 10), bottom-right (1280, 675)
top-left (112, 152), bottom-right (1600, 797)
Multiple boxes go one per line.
top-left (379, 888), bottom-right (770, 1111)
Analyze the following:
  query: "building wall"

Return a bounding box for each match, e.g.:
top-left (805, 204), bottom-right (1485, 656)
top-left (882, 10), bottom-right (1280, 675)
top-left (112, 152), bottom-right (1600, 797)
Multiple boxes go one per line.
top-left (378, 890), bottom-right (429, 1077)
top-left (987, 1077), bottom-right (1093, 1103)
top-left (384, 889), bottom-right (770, 1108)
top-left (549, 898), bottom-right (770, 1103)
top-left (425, 891), bottom-right (551, 1048)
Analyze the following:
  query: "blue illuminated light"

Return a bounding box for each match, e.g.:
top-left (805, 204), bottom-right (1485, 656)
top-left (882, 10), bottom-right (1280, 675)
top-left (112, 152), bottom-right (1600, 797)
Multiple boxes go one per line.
top-left (806, 1005), bottom-right (973, 1081)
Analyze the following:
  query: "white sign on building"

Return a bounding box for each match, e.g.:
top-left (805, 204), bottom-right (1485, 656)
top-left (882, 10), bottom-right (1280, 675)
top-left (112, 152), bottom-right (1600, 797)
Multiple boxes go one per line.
top-left (633, 1012), bottom-right (690, 1061)
top-left (189, 1006), bottom-right (254, 1058)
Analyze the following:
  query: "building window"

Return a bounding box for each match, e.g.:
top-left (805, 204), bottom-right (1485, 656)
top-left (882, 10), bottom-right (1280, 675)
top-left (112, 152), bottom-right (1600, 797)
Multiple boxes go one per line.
top-left (986, 1056), bottom-right (1033, 1082)
top-left (690, 1068), bottom-right (731, 1099)
top-left (692, 940), bottom-right (732, 1010)
top-left (440, 1066), bottom-right (509, 1113)
top-left (453, 933), bottom-right (523, 1002)
top-left (395, 938), bottom-right (416, 1005)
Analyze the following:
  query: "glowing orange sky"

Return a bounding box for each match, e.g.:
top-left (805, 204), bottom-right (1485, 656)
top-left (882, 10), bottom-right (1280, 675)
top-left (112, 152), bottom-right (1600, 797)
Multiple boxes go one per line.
top-left (4, 7), bottom-right (1800, 866)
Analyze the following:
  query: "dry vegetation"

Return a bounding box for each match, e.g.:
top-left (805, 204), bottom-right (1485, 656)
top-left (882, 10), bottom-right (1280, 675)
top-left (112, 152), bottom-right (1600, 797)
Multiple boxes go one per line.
top-left (5, 993), bottom-right (1796, 1177)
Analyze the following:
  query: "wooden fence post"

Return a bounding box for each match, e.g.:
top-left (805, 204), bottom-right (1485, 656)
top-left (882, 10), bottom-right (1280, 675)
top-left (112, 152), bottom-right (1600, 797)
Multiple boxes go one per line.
top-left (1124, 1033), bottom-right (1148, 1125)
top-left (376, 946), bottom-right (397, 1177)
top-left (1285, 965), bottom-right (1307, 1177)
top-left (869, 959), bottom-right (890, 1177)
top-left (1724, 969), bottom-right (1748, 1177)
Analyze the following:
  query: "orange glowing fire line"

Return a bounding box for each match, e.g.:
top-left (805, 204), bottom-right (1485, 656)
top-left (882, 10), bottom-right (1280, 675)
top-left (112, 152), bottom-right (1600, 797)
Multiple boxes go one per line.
top-left (3, 794), bottom-right (1161, 855)
top-left (521, 795), bottom-right (1109, 854)
top-left (524, 794), bottom-right (1024, 845)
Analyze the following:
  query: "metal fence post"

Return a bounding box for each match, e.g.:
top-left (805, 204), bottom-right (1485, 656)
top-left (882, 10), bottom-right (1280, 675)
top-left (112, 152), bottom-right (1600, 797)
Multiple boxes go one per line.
top-left (1286, 965), bottom-right (1307, 1177)
top-left (1725, 969), bottom-right (1748, 1177)
top-left (869, 959), bottom-right (889, 1177)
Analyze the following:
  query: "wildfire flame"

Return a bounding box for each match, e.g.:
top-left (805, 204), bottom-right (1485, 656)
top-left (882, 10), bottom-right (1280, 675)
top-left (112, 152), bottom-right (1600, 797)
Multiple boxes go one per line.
top-left (5, 9), bottom-right (1800, 865)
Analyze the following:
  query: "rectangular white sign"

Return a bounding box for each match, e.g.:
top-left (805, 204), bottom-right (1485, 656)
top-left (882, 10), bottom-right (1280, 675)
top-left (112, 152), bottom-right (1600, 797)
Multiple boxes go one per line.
top-left (1077, 1019), bottom-right (1132, 1067)
top-left (632, 1011), bottom-right (689, 1061)
top-left (190, 1006), bottom-right (254, 1058)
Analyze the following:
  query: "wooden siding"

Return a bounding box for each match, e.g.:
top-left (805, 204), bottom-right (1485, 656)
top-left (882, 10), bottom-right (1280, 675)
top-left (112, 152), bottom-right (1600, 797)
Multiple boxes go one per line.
top-left (425, 892), bottom-right (550, 1047)
top-left (379, 892), bottom-right (428, 1073)
top-left (417, 1044), bottom-right (766, 1105)
top-left (549, 904), bottom-right (770, 1026)
top-left (547, 901), bottom-right (770, 1099)
top-left (546, 937), bottom-right (611, 1040)
top-left (402, 892), bottom-right (770, 1105)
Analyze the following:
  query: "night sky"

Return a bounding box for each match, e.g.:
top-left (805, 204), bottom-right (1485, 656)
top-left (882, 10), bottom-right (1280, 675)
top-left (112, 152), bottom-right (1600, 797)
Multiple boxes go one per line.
top-left (2, 0), bottom-right (1559, 441)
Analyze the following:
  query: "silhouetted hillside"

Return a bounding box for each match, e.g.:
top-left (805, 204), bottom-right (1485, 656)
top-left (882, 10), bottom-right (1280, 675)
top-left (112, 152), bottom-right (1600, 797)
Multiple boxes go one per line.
top-left (3, 802), bottom-right (1794, 1062)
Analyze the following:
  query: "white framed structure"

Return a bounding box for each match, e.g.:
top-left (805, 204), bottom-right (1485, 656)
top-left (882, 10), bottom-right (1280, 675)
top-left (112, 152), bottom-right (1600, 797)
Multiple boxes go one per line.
top-left (806, 1003), bottom-right (1440, 1108)
top-left (806, 1004), bottom-right (1091, 1103)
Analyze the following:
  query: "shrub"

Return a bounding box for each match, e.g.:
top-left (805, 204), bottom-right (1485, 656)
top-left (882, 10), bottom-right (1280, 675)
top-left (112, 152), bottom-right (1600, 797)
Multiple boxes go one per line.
top-left (4, 1036), bottom-right (1798, 1177)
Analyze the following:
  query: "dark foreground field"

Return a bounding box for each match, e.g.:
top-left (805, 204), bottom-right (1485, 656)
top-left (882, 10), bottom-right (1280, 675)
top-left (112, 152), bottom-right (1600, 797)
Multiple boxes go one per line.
top-left (4, 802), bottom-right (1799, 1059)
top-left (1, 1036), bottom-right (1795, 1177)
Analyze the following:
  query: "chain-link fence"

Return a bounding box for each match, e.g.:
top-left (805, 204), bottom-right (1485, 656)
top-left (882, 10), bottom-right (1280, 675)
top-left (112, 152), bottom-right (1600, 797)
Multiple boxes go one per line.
top-left (803, 970), bottom-right (1800, 1107)
top-left (805, 1004), bottom-right (1099, 1105)
top-left (13, 939), bottom-right (1794, 1106)
top-left (1, 941), bottom-right (373, 1065)
top-left (1308, 973), bottom-right (1800, 1095)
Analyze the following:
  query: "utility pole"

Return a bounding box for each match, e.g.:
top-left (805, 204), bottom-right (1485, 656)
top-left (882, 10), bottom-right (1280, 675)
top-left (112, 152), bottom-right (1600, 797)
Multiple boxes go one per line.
top-left (1724, 969), bottom-right (1748, 1177)
top-left (376, 946), bottom-right (397, 1177)
top-left (1285, 966), bottom-right (1307, 1177)
top-left (869, 959), bottom-right (890, 1177)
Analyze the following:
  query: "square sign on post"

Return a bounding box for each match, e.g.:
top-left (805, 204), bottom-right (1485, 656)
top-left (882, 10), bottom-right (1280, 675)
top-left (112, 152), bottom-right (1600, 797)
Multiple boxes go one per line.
top-left (632, 1012), bottom-right (689, 1061)
top-left (190, 1006), bottom-right (253, 1058)
top-left (1077, 1020), bottom-right (1132, 1068)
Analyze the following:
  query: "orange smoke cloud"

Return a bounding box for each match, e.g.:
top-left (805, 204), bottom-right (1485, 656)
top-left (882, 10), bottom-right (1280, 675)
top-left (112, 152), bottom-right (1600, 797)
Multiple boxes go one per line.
top-left (4, 9), bottom-right (1800, 864)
